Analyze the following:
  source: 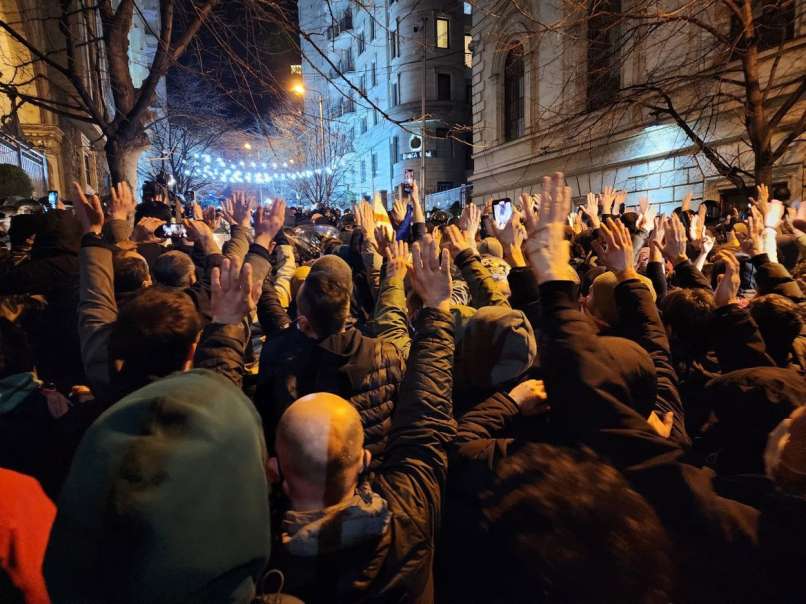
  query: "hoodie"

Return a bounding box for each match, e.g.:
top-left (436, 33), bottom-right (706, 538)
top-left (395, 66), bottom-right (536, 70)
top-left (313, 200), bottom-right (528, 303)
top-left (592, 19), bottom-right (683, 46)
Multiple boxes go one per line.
top-left (44, 369), bottom-right (271, 604)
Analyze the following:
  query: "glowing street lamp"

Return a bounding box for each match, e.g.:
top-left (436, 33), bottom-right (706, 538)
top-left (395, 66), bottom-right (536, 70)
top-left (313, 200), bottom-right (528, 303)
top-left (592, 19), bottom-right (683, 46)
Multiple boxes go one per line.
top-left (290, 83), bottom-right (326, 163)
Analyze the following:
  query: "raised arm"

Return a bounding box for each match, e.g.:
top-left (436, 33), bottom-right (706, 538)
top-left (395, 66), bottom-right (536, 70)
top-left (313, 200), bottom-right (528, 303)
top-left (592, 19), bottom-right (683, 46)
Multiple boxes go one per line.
top-left (446, 224), bottom-right (510, 308)
top-left (371, 239), bottom-right (412, 357)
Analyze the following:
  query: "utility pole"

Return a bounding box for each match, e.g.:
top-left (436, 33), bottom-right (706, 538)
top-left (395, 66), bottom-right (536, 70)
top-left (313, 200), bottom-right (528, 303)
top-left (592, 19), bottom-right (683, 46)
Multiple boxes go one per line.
top-left (420, 15), bottom-right (427, 206)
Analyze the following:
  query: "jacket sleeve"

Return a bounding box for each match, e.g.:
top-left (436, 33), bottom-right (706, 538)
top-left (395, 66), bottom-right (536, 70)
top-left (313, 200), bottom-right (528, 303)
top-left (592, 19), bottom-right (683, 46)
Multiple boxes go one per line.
top-left (645, 261), bottom-right (668, 301)
top-left (102, 218), bottom-right (132, 244)
top-left (257, 274), bottom-right (292, 337)
top-left (377, 307), bottom-right (456, 534)
top-left (750, 253), bottom-right (804, 301)
top-left (454, 248), bottom-right (510, 309)
top-left (670, 258), bottom-right (712, 290)
top-left (614, 279), bottom-right (689, 447)
top-left (221, 224), bottom-right (250, 264)
top-left (77, 236), bottom-right (118, 398)
top-left (192, 320), bottom-right (249, 388)
top-left (244, 242), bottom-right (273, 288)
top-left (371, 271), bottom-right (412, 358)
top-left (507, 266), bottom-right (542, 331)
top-left (361, 250), bottom-right (383, 301)
top-left (272, 244), bottom-right (296, 309)
top-left (451, 392), bottom-right (520, 474)
top-left (710, 304), bottom-right (775, 371)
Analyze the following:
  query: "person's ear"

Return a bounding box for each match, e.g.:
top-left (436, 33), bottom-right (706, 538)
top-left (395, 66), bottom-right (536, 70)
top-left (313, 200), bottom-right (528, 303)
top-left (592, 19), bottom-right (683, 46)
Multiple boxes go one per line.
top-left (183, 332), bottom-right (201, 371)
top-left (268, 457), bottom-right (281, 483)
top-left (297, 314), bottom-right (317, 338)
top-left (362, 449), bottom-right (372, 473)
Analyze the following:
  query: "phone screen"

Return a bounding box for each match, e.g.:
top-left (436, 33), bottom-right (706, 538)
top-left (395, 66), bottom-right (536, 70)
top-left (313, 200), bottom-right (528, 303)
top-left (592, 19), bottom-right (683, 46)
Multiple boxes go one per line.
top-left (47, 191), bottom-right (58, 208)
top-left (493, 199), bottom-right (513, 229)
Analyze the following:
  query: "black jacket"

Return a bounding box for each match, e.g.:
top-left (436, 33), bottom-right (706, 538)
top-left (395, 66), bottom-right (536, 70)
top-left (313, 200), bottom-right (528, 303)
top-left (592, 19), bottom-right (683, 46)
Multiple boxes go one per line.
top-left (270, 308), bottom-right (456, 603)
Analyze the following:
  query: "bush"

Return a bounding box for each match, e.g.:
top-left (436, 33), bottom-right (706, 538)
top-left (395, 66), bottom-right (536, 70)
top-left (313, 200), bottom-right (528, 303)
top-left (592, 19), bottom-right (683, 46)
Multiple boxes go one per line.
top-left (0, 164), bottom-right (33, 198)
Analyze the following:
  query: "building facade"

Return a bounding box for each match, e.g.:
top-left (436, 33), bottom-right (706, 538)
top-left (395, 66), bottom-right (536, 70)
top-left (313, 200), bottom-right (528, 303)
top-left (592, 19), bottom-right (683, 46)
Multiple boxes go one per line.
top-left (469, 0), bottom-right (806, 214)
top-left (0, 0), bottom-right (162, 197)
top-left (297, 0), bottom-right (473, 207)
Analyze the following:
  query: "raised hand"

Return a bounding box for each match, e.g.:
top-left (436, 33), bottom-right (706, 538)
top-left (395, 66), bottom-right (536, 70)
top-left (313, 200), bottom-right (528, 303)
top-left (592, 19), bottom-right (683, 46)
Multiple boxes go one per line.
top-left (410, 234), bottom-right (452, 313)
top-left (765, 199), bottom-right (784, 230)
top-left (374, 224), bottom-right (394, 258)
top-left (702, 232), bottom-right (716, 256)
top-left (661, 214), bottom-right (688, 264)
top-left (390, 196), bottom-right (407, 226)
top-left (107, 181), bottom-right (135, 222)
top-left (583, 192), bottom-right (601, 229)
top-left (508, 379), bottom-right (550, 417)
top-left (444, 224), bottom-right (471, 258)
top-left (254, 198), bottom-right (286, 249)
top-left (211, 257), bottom-right (257, 324)
top-left (132, 217), bottom-right (166, 242)
top-left (689, 213), bottom-right (704, 243)
top-left (745, 204), bottom-right (764, 256)
top-left (203, 206), bottom-right (222, 231)
top-left (461, 202), bottom-right (481, 248)
top-left (592, 218), bottom-right (636, 278)
top-left (221, 192), bottom-right (254, 228)
top-left (752, 183), bottom-right (770, 216)
top-left (183, 218), bottom-right (217, 249)
top-left (637, 196), bottom-right (657, 233)
top-left (192, 202), bottom-right (204, 221)
top-left (411, 181), bottom-right (425, 224)
top-left (713, 251), bottom-right (740, 308)
top-left (72, 181), bottom-right (104, 235)
top-left (600, 186), bottom-right (616, 215)
top-left (681, 192), bottom-right (692, 213)
top-left (613, 190), bottom-right (627, 215)
top-left (385, 239), bottom-right (410, 280)
top-left (523, 172), bottom-right (576, 284)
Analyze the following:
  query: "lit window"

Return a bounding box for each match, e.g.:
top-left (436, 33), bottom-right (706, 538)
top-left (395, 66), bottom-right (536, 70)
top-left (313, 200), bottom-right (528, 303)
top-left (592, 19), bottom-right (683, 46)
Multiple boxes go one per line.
top-left (290, 64), bottom-right (302, 75)
top-left (436, 18), bottom-right (450, 49)
top-left (464, 2), bottom-right (472, 15)
top-left (464, 34), bottom-right (472, 68)
top-left (504, 42), bottom-right (525, 141)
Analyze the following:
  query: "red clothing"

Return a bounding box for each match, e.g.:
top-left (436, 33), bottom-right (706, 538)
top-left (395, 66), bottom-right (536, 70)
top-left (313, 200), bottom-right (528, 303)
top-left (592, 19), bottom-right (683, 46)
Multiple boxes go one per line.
top-left (0, 468), bottom-right (55, 604)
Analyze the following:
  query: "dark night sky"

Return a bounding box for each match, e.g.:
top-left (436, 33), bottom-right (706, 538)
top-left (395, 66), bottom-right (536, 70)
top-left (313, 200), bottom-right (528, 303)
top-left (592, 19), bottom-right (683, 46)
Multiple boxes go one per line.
top-left (170, 0), bottom-right (301, 127)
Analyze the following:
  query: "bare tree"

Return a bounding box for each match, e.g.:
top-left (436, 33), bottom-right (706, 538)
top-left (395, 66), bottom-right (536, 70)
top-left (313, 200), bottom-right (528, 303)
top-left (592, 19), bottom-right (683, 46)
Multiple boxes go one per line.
top-left (0, 0), bottom-right (220, 187)
top-left (486, 0), bottom-right (805, 189)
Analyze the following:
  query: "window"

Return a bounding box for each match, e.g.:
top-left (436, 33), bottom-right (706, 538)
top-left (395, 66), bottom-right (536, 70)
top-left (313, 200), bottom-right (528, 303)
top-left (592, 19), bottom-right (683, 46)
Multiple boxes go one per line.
top-left (290, 64), bottom-right (302, 75)
top-left (360, 115), bottom-right (368, 134)
top-left (464, 34), bottom-right (473, 68)
top-left (373, 107), bottom-right (379, 126)
top-left (358, 31), bottom-right (366, 55)
top-left (390, 29), bottom-right (398, 59)
top-left (371, 60), bottom-right (377, 87)
top-left (436, 18), bottom-right (450, 48)
top-left (370, 16), bottom-right (376, 40)
top-left (503, 42), bottom-right (525, 141)
top-left (464, 2), bottom-right (472, 15)
top-left (371, 152), bottom-right (378, 177)
top-left (360, 160), bottom-right (366, 182)
top-left (437, 73), bottom-right (451, 100)
top-left (391, 136), bottom-right (399, 165)
top-left (359, 74), bottom-right (366, 95)
top-left (587, 0), bottom-right (621, 112)
top-left (730, 0), bottom-right (796, 53)
top-left (391, 81), bottom-right (399, 106)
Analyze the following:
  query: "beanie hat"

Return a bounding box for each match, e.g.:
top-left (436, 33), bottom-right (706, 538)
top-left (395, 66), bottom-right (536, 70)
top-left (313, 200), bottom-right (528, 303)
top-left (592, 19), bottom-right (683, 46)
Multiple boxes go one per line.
top-left (479, 237), bottom-right (504, 259)
top-left (309, 254), bottom-right (353, 292)
top-left (455, 306), bottom-right (537, 389)
top-left (589, 271), bottom-right (656, 325)
top-left (766, 406), bottom-right (806, 496)
top-left (481, 255), bottom-right (511, 283)
top-left (44, 369), bottom-right (271, 604)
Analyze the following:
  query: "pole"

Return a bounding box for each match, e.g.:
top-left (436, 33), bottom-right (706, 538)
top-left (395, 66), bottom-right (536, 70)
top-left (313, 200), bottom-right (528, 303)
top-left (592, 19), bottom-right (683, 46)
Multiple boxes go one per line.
top-left (420, 15), bottom-right (427, 207)
top-left (318, 96), bottom-right (325, 165)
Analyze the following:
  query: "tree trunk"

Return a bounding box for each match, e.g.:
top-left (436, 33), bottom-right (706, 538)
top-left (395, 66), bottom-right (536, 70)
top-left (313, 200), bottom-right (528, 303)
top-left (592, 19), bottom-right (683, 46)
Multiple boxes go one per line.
top-left (105, 136), bottom-right (148, 195)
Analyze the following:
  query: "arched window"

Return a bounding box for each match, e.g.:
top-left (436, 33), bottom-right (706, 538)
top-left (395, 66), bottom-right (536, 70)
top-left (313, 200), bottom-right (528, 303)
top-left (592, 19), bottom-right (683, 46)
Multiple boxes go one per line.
top-left (503, 42), bottom-right (525, 141)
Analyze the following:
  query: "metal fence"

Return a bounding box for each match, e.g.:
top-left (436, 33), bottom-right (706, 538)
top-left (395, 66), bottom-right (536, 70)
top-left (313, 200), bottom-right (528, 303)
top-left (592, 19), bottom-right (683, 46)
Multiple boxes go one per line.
top-left (0, 131), bottom-right (49, 197)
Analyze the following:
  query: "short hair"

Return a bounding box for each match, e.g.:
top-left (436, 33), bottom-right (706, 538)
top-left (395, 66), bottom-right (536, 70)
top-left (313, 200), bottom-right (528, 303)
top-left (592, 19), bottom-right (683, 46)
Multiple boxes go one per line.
top-left (109, 287), bottom-right (202, 379)
top-left (483, 443), bottom-right (672, 604)
top-left (153, 250), bottom-right (195, 288)
top-left (113, 252), bottom-right (150, 294)
top-left (297, 274), bottom-right (350, 337)
top-left (661, 287), bottom-right (715, 357)
top-left (749, 294), bottom-right (804, 364)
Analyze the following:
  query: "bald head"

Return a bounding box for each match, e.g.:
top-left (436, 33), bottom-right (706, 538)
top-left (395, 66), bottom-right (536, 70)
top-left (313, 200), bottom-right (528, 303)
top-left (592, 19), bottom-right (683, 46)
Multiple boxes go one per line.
top-left (276, 393), bottom-right (366, 508)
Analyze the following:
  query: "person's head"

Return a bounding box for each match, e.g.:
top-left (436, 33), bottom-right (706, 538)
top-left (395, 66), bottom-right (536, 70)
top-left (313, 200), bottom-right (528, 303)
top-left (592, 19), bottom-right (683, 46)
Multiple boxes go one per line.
top-left (271, 393), bottom-right (370, 511)
top-left (153, 250), bottom-right (196, 289)
top-left (113, 250), bottom-right (151, 294)
top-left (749, 294), bottom-right (804, 366)
top-left (8, 213), bottom-right (37, 248)
top-left (0, 317), bottom-right (33, 378)
top-left (44, 370), bottom-right (270, 604)
top-left (296, 255), bottom-right (352, 339)
top-left (483, 443), bottom-right (672, 604)
top-left (109, 287), bottom-right (202, 384)
top-left (660, 287), bottom-right (715, 358)
top-left (586, 271), bottom-right (656, 326)
top-left (766, 406), bottom-right (806, 496)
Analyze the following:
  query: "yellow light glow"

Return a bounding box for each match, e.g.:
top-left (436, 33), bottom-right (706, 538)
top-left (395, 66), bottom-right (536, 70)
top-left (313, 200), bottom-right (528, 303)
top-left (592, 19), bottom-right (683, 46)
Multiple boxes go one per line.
top-left (291, 83), bottom-right (306, 96)
top-left (243, 142), bottom-right (252, 150)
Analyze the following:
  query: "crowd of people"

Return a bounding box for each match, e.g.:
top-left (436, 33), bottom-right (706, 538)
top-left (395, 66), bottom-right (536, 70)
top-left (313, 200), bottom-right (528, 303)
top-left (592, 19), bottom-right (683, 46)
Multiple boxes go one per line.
top-left (0, 171), bottom-right (805, 603)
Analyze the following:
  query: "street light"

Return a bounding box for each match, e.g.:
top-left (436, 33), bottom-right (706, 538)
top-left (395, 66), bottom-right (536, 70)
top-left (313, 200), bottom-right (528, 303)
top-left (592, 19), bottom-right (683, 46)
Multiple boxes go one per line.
top-left (243, 142), bottom-right (252, 150)
top-left (291, 83), bottom-right (326, 165)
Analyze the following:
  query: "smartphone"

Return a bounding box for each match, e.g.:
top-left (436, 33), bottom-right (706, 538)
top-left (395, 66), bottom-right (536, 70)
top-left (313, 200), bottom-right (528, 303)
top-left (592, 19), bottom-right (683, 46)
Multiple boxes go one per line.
top-left (155, 223), bottom-right (187, 239)
top-left (493, 198), bottom-right (513, 229)
top-left (402, 168), bottom-right (414, 195)
top-left (47, 190), bottom-right (58, 209)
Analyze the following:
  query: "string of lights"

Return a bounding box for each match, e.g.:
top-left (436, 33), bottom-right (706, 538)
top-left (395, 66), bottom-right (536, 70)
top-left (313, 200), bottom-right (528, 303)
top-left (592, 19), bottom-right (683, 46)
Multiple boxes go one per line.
top-left (183, 153), bottom-right (346, 184)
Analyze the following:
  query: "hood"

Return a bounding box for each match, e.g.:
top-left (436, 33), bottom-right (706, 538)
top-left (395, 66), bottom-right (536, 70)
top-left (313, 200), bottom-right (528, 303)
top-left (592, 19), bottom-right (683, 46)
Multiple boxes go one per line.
top-left (0, 371), bottom-right (40, 415)
top-left (600, 336), bottom-right (657, 419)
top-left (455, 306), bottom-right (537, 389)
top-left (44, 369), bottom-right (271, 604)
top-left (281, 482), bottom-right (390, 558)
top-left (30, 209), bottom-right (81, 259)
